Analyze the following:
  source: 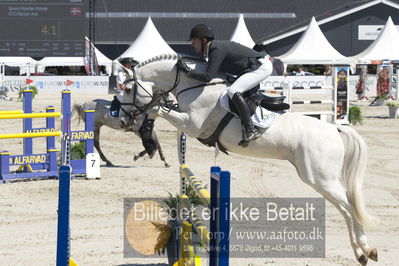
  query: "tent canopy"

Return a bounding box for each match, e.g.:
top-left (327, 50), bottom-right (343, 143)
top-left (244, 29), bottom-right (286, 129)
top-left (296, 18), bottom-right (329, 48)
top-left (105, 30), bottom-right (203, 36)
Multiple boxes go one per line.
top-left (277, 17), bottom-right (351, 65)
top-left (0, 57), bottom-right (36, 65)
top-left (230, 14), bottom-right (255, 48)
top-left (0, 57), bottom-right (36, 74)
top-left (351, 17), bottom-right (399, 64)
top-left (117, 17), bottom-right (176, 62)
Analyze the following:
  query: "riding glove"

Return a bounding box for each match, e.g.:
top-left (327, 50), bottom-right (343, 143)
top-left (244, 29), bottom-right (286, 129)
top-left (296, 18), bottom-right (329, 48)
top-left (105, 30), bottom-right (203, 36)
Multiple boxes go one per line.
top-left (123, 78), bottom-right (135, 84)
top-left (176, 59), bottom-right (192, 73)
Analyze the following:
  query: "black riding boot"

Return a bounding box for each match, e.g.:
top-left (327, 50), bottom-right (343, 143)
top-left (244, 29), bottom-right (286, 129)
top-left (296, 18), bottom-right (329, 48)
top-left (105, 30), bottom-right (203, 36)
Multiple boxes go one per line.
top-left (231, 92), bottom-right (261, 146)
top-left (110, 96), bottom-right (121, 117)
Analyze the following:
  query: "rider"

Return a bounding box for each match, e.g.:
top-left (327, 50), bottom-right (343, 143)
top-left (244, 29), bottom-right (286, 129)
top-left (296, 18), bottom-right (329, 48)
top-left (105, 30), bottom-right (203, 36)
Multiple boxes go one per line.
top-left (176, 24), bottom-right (273, 145)
top-left (110, 57), bottom-right (138, 117)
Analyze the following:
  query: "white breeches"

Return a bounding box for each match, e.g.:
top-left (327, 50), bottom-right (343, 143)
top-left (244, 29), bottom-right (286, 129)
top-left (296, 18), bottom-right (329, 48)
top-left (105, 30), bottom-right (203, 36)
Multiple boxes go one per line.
top-left (227, 57), bottom-right (273, 98)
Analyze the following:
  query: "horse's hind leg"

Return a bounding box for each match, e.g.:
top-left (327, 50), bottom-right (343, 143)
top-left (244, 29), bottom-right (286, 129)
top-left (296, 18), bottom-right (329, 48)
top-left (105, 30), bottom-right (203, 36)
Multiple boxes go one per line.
top-left (352, 212), bottom-right (377, 262)
top-left (294, 159), bottom-right (365, 264)
top-left (312, 182), bottom-right (368, 264)
top-left (94, 124), bottom-right (114, 167)
top-left (318, 182), bottom-right (377, 263)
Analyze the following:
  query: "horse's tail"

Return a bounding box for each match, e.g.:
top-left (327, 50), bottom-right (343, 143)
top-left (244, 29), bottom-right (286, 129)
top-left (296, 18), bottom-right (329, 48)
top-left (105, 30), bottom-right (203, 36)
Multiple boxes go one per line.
top-left (72, 102), bottom-right (85, 126)
top-left (338, 125), bottom-right (377, 229)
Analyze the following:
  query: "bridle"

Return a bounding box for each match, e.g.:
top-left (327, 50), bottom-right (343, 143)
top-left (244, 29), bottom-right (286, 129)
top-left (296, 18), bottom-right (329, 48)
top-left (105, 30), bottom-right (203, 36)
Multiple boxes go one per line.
top-left (119, 64), bottom-right (180, 120)
top-left (119, 56), bottom-right (226, 120)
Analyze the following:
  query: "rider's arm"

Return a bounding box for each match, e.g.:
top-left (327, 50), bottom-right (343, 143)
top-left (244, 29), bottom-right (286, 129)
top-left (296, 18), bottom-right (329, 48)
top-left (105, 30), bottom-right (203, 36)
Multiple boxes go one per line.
top-left (187, 46), bottom-right (225, 82)
top-left (117, 71), bottom-right (126, 91)
top-left (119, 83), bottom-right (126, 90)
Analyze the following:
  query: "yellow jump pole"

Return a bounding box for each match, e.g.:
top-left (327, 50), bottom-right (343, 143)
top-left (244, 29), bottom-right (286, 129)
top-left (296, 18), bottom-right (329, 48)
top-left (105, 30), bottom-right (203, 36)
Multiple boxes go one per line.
top-left (180, 164), bottom-right (211, 206)
top-left (0, 131), bottom-right (62, 139)
top-left (0, 112), bottom-right (62, 119)
top-left (0, 110), bottom-right (23, 115)
top-left (180, 195), bottom-right (211, 245)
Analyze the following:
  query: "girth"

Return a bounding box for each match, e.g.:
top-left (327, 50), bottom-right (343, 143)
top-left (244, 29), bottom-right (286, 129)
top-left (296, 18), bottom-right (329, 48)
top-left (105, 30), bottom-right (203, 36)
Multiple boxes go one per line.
top-left (197, 112), bottom-right (234, 154)
top-left (196, 87), bottom-right (289, 154)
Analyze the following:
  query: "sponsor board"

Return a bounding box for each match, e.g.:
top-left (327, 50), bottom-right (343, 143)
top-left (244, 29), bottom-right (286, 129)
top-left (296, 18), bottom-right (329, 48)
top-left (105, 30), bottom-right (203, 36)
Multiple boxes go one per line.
top-left (261, 75), bottom-right (377, 98)
top-left (1, 75), bottom-right (381, 96)
top-left (358, 25), bottom-right (399, 40)
top-left (1, 76), bottom-right (109, 94)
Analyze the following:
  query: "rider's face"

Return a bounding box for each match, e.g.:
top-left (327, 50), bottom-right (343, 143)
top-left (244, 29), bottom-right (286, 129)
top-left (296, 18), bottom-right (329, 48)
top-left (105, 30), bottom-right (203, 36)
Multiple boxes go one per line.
top-left (191, 38), bottom-right (203, 54)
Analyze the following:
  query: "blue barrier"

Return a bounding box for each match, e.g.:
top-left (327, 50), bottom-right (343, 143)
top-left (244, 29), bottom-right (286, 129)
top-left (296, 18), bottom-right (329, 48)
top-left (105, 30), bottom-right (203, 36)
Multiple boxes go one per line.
top-left (61, 90), bottom-right (95, 176)
top-left (0, 90), bottom-right (94, 182)
top-left (56, 165), bottom-right (77, 266)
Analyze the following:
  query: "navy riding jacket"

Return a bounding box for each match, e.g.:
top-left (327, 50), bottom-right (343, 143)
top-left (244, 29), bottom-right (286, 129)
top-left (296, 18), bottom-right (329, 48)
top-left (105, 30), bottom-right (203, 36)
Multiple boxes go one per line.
top-left (187, 40), bottom-right (267, 82)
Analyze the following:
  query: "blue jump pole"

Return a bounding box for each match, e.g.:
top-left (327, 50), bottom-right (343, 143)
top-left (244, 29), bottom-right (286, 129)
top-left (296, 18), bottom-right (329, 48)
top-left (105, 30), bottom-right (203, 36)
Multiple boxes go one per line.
top-left (210, 166), bottom-right (231, 266)
top-left (56, 165), bottom-right (71, 266)
top-left (84, 110), bottom-right (95, 155)
top-left (217, 170), bottom-right (231, 266)
top-left (23, 90), bottom-right (33, 155)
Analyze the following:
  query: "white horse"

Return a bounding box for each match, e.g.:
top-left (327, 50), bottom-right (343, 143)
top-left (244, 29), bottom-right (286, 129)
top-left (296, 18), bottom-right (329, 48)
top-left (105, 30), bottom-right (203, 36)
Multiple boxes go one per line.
top-left (121, 54), bottom-right (377, 265)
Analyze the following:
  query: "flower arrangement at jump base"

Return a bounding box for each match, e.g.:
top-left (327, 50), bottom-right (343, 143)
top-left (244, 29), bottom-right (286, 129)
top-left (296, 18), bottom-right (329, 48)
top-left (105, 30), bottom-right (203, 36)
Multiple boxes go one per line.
top-left (386, 100), bottom-right (399, 118)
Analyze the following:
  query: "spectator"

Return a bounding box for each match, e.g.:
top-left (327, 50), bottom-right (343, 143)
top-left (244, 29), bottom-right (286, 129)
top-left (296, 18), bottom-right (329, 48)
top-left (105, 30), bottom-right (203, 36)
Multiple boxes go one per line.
top-left (323, 65), bottom-right (332, 75)
top-left (297, 67), bottom-right (305, 76)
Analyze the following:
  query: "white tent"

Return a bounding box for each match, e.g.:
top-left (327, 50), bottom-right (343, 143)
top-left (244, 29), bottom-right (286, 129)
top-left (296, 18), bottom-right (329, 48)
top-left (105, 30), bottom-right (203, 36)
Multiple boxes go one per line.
top-left (278, 17), bottom-right (351, 64)
top-left (230, 14), bottom-right (255, 48)
top-left (36, 38), bottom-right (112, 74)
top-left (0, 57), bottom-right (36, 74)
top-left (116, 17), bottom-right (176, 62)
top-left (352, 17), bottom-right (399, 64)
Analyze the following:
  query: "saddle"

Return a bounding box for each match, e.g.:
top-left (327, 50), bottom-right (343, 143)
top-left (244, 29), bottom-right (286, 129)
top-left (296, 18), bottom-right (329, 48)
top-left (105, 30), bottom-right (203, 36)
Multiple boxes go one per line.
top-left (197, 86), bottom-right (290, 154)
top-left (228, 86), bottom-right (289, 116)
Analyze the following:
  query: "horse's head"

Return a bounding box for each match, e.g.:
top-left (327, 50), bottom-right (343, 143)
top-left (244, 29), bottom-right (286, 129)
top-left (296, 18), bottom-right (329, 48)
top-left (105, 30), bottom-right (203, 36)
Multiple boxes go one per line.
top-left (119, 78), bottom-right (157, 129)
top-left (120, 77), bottom-right (175, 158)
top-left (119, 54), bottom-right (215, 124)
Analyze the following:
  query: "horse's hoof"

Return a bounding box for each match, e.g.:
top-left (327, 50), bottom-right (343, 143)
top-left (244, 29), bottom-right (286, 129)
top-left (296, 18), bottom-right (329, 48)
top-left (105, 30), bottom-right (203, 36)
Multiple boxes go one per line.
top-left (368, 248), bottom-right (378, 262)
top-left (164, 163), bottom-right (170, 168)
top-left (133, 155), bottom-right (138, 161)
top-left (357, 254), bottom-right (368, 265)
top-left (105, 162), bottom-right (115, 167)
top-left (238, 139), bottom-right (249, 147)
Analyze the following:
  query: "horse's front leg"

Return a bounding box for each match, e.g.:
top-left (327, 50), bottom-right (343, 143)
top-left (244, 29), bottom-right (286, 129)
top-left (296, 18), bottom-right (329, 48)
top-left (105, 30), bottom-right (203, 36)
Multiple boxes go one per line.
top-left (156, 108), bottom-right (202, 138)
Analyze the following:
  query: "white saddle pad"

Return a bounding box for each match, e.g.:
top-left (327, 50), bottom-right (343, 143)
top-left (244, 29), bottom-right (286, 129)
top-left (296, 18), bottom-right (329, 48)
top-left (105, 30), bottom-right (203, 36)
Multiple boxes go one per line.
top-left (219, 89), bottom-right (281, 129)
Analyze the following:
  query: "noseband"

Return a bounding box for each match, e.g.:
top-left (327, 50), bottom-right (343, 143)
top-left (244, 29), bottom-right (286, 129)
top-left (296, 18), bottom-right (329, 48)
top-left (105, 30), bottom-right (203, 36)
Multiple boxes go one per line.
top-left (120, 65), bottom-right (181, 120)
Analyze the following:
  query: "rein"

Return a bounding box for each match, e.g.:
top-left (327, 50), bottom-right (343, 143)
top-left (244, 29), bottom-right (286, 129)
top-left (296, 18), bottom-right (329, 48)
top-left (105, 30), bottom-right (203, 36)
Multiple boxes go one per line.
top-left (120, 64), bottom-right (181, 119)
top-left (119, 56), bottom-right (225, 120)
top-left (176, 81), bottom-right (226, 100)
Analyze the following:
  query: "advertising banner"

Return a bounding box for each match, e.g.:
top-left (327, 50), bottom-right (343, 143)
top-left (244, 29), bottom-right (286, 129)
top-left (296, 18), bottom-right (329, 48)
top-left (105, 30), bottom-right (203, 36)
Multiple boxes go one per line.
top-left (1, 76), bottom-right (109, 94)
top-left (334, 66), bottom-right (350, 124)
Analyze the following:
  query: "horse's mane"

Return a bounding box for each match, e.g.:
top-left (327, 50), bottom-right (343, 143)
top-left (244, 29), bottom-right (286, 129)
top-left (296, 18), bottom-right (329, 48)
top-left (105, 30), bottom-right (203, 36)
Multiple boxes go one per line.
top-left (137, 54), bottom-right (178, 68)
top-left (136, 54), bottom-right (207, 69)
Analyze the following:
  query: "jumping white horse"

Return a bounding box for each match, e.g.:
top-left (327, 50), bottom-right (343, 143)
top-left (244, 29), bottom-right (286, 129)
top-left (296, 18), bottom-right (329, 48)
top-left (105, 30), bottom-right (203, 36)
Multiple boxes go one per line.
top-left (121, 54), bottom-right (377, 265)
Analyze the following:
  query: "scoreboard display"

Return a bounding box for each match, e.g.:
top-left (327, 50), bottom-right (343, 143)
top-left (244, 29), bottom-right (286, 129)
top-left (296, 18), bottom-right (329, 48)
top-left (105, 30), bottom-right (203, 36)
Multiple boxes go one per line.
top-left (0, 0), bottom-right (85, 57)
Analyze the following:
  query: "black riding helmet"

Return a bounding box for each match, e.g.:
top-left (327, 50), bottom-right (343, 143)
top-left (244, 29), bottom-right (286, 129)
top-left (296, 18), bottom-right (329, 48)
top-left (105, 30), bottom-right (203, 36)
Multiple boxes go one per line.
top-left (119, 57), bottom-right (139, 66)
top-left (189, 24), bottom-right (215, 41)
